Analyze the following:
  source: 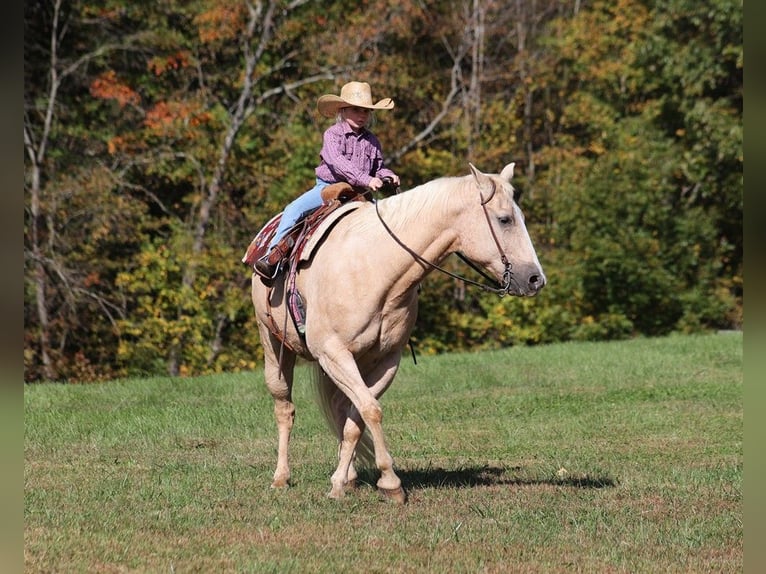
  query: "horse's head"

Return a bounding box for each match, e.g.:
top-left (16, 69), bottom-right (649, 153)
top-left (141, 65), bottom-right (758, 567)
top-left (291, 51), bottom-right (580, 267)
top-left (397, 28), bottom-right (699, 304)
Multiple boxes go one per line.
top-left (459, 162), bottom-right (546, 297)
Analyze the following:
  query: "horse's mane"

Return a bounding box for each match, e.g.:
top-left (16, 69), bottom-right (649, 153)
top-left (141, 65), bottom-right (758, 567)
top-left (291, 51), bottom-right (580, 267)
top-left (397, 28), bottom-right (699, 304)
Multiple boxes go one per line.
top-left (373, 174), bottom-right (474, 229)
top-left (349, 170), bottom-right (514, 238)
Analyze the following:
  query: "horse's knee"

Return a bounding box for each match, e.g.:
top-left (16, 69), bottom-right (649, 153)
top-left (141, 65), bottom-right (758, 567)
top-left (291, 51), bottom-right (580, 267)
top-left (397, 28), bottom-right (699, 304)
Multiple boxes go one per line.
top-left (360, 401), bottom-right (383, 426)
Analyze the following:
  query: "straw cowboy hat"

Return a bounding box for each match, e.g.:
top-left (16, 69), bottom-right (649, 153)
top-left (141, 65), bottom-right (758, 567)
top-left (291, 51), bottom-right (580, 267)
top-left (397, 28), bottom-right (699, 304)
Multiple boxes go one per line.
top-left (317, 81), bottom-right (395, 118)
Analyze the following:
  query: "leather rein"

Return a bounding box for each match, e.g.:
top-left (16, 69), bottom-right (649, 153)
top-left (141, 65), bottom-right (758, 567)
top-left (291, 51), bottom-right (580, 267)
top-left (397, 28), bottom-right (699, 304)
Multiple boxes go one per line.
top-left (373, 183), bottom-right (517, 297)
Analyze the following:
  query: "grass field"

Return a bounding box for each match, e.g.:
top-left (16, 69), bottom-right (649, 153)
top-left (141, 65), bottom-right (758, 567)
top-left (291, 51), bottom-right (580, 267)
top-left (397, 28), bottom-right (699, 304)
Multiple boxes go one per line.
top-left (24, 333), bottom-right (742, 573)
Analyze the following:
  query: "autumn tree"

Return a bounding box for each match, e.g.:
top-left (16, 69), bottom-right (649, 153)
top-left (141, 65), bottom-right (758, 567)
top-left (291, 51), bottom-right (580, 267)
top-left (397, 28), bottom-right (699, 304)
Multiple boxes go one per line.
top-left (24, 0), bottom-right (151, 381)
top-left (525, 0), bottom-right (742, 337)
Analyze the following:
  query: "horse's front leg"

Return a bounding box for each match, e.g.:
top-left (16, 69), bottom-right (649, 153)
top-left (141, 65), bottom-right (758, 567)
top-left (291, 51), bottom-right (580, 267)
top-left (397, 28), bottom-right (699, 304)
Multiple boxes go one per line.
top-left (320, 350), bottom-right (406, 503)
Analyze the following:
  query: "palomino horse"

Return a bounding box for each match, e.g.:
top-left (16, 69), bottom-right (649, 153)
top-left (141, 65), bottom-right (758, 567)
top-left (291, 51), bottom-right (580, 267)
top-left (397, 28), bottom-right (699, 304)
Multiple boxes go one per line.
top-left (250, 162), bottom-right (546, 503)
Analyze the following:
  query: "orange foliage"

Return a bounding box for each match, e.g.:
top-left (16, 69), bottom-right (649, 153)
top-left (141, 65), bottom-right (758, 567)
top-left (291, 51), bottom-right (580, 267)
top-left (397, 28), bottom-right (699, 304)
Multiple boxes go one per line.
top-left (83, 272), bottom-right (101, 287)
top-left (195, 4), bottom-right (245, 43)
top-left (144, 101), bottom-right (212, 133)
top-left (81, 5), bottom-right (123, 20)
top-left (107, 136), bottom-right (125, 154)
top-left (148, 51), bottom-right (192, 76)
top-left (89, 70), bottom-right (140, 107)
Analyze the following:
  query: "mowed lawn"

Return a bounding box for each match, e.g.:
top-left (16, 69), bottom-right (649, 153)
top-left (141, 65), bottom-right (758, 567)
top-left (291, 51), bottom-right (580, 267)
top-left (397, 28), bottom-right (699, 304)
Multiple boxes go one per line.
top-left (24, 333), bottom-right (742, 573)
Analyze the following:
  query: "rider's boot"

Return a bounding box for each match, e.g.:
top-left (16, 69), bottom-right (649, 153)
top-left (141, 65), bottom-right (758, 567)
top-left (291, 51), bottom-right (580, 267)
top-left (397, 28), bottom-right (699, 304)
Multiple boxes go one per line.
top-left (255, 237), bottom-right (294, 278)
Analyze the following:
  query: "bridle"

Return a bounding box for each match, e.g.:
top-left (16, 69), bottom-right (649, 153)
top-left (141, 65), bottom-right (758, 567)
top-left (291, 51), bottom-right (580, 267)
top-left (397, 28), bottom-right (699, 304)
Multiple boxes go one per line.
top-left (373, 182), bottom-right (517, 296)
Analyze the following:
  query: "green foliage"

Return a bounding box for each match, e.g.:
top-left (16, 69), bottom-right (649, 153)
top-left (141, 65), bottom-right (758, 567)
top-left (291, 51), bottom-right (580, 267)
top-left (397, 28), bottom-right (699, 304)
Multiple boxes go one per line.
top-left (115, 231), bottom-right (261, 377)
top-left (521, 0), bottom-right (741, 341)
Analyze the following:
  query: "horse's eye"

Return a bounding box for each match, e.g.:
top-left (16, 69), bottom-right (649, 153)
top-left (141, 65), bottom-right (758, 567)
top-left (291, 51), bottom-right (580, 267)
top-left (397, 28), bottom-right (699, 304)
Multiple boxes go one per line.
top-left (498, 215), bottom-right (512, 225)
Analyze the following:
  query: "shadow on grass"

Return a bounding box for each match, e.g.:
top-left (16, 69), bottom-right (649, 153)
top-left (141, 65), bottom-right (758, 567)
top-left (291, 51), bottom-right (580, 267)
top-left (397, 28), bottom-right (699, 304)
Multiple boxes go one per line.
top-left (357, 464), bottom-right (617, 491)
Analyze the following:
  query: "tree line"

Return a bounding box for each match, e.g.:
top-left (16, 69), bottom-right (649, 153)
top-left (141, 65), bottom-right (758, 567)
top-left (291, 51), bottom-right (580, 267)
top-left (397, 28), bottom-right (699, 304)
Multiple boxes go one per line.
top-left (24, 0), bottom-right (742, 382)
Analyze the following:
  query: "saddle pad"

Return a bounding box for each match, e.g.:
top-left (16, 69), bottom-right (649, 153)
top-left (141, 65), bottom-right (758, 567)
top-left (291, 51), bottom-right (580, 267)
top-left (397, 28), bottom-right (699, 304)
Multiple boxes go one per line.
top-left (241, 212), bottom-right (281, 267)
top-left (299, 201), bottom-right (366, 263)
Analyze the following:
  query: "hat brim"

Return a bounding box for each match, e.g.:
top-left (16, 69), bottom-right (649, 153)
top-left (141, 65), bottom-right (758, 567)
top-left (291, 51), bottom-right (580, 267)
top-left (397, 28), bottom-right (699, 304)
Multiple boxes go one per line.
top-left (317, 95), bottom-right (395, 118)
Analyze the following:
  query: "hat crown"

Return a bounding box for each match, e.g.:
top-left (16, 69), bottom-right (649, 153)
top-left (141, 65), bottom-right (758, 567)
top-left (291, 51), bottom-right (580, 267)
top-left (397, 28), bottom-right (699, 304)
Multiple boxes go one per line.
top-left (339, 82), bottom-right (374, 107)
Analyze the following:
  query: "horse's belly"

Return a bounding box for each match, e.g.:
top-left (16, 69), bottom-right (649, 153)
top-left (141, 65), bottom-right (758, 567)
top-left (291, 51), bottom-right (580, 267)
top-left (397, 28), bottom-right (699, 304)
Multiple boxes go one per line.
top-left (378, 307), bottom-right (417, 349)
top-left (305, 296), bottom-right (416, 358)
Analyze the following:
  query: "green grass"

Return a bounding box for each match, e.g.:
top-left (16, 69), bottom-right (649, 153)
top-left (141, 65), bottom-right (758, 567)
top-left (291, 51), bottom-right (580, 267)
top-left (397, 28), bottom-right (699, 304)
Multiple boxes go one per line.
top-left (25, 333), bottom-right (742, 573)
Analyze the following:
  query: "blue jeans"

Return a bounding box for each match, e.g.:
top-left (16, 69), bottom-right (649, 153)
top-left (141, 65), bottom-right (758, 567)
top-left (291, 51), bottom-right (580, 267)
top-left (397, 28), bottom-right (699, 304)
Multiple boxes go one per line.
top-left (268, 178), bottom-right (330, 251)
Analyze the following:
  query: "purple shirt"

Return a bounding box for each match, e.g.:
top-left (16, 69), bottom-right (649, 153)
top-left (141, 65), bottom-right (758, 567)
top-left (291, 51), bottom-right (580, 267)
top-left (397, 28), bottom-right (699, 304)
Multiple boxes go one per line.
top-left (315, 120), bottom-right (396, 187)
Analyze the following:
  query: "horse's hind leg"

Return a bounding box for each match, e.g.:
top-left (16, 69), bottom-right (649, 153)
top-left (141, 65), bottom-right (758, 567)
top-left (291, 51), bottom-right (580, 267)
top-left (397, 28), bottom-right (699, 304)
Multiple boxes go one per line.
top-left (259, 325), bottom-right (296, 489)
top-left (329, 409), bottom-right (364, 498)
top-left (313, 371), bottom-right (362, 497)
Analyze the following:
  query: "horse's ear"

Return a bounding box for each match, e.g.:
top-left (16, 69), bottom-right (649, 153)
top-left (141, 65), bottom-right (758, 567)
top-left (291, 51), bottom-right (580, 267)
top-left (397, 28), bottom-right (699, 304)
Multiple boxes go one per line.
top-left (500, 162), bottom-right (515, 182)
top-left (468, 163), bottom-right (495, 203)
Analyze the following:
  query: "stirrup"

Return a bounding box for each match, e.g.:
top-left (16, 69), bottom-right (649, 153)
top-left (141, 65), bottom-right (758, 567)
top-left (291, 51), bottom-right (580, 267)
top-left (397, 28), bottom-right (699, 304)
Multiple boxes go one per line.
top-left (254, 256), bottom-right (278, 279)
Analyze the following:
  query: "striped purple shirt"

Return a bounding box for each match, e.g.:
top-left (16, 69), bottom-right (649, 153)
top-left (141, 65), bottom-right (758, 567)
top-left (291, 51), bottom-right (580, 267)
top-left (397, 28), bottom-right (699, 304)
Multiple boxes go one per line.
top-left (314, 120), bottom-right (397, 187)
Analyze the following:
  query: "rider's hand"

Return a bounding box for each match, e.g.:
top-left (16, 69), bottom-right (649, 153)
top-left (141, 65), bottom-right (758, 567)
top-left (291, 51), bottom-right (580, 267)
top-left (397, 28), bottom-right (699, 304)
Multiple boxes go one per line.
top-left (368, 177), bottom-right (384, 191)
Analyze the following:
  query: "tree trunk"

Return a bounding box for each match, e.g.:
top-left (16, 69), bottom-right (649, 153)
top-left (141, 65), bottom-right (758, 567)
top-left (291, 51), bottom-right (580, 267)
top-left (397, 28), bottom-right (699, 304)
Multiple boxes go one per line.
top-left (27, 160), bottom-right (55, 381)
top-left (168, 1), bottom-right (275, 376)
top-left (24, 0), bottom-right (65, 381)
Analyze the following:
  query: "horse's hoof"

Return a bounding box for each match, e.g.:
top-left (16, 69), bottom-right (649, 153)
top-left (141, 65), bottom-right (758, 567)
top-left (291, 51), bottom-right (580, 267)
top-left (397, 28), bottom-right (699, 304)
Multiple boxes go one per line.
top-left (327, 486), bottom-right (346, 500)
top-left (270, 479), bottom-right (289, 489)
top-left (378, 485), bottom-right (407, 504)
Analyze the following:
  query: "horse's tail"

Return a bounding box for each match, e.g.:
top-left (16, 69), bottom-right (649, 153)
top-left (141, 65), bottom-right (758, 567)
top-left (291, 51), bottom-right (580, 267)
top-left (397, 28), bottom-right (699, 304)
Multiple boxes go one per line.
top-left (311, 363), bottom-right (375, 468)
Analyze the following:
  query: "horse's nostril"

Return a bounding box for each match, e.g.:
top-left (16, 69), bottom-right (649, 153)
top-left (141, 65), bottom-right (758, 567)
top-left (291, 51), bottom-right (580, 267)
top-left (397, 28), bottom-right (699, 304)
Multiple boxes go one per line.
top-left (529, 274), bottom-right (546, 291)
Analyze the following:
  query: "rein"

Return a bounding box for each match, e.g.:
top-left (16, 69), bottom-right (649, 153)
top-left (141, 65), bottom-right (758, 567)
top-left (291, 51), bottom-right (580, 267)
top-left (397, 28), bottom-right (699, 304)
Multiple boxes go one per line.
top-left (373, 192), bottom-right (515, 297)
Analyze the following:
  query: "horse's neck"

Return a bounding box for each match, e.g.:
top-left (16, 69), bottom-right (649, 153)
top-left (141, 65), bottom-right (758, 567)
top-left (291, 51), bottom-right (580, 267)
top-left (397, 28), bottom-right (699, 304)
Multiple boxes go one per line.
top-left (380, 177), bottom-right (467, 237)
top-left (374, 178), bottom-right (468, 281)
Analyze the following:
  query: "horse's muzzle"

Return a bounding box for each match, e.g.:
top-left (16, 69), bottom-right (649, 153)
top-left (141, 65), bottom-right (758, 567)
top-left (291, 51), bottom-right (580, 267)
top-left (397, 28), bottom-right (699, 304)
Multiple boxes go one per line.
top-left (510, 263), bottom-right (546, 297)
